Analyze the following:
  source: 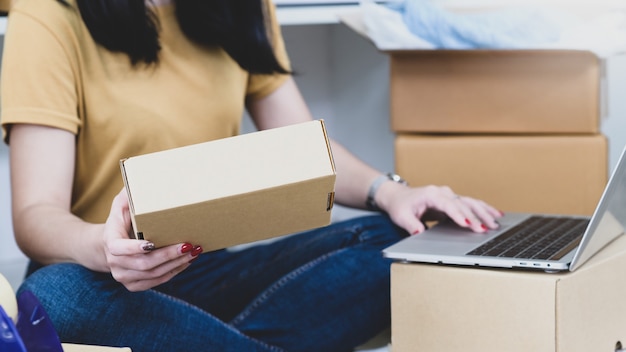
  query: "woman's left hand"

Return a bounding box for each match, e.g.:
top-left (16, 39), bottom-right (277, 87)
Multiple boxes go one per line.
top-left (377, 182), bottom-right (503, 235)
top-left (102, 189), bottom-right (203, 291)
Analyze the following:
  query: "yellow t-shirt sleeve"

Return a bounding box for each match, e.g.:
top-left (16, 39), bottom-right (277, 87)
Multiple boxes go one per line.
top-left (1, 6), bottom-right (81, 143)
top-left (245, 0), bottom-right (292, 101)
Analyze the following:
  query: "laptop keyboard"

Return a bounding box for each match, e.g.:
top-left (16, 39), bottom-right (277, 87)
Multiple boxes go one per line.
top-left (467, 216), bottom-right (589, 260)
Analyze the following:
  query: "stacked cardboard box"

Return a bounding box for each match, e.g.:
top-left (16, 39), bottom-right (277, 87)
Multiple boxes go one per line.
top-left (340, 9), bottom-right (622, 352)
top-left (391, 234), bottom-right (626, 352)
top-left (387, 49), bottom-right (616, 352)
top-left (390, 49), bottom-right (608, 216)
top-left (339, 7), bottom-right (609, 216)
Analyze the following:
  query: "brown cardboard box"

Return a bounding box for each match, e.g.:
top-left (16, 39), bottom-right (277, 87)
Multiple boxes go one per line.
top-left (340, 12), bottom-right (608, 134)
top-left (395, 134), bottom-right (607, 215)
top-left (389, 49), bottom-right (601, 134)
top-left (390, 233), bottom-right (626, 352)
top-left (0, 0), bottom-right (11, 13)
top-left (120, 120), bottom-right (336, 251)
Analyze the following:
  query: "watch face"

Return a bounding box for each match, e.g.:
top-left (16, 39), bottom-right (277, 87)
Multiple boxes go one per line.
top-left (388, 173), bottom-right (408, 185)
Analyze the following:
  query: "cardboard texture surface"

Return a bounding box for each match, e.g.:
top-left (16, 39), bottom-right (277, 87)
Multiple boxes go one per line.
top-left (389, 50), bottom-right (601, 134)
top-left (120, 120), bottom-right (336, 250)
top-left (390, 233), bottom-right (626, 352)
top-left (0, 0), bottom-right (10, 12)
top-left (395, 134), bottom-right (607, 216)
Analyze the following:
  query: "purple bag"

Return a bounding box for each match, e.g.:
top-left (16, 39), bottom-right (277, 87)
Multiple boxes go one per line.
top-left (0, 305), bottom-right (26, 352)
top-left (0, 290), bottom-right (64, 352)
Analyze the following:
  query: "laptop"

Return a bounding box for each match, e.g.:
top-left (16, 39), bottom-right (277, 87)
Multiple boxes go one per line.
top-left (383, 145), bottom-right (626, 272)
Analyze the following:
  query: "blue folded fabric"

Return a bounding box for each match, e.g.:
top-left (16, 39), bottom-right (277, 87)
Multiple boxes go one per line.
top-left (389, 0), bottom-right (573, 49)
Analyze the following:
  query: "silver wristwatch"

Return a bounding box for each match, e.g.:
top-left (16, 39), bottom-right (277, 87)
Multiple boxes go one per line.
top-left (366, 172), bottom-right (408, 211)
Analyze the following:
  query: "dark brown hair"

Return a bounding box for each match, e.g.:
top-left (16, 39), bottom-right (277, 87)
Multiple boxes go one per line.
top-left (56, 0), bottom-right (289, 73)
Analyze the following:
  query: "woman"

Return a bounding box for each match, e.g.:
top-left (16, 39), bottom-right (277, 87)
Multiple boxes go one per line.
top-left (1, 0), bottom-right (502, 350)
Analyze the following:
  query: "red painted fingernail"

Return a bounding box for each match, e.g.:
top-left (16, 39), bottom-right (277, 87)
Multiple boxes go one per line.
top-left (181, 243), bottom-right (193, 253)
top-left (499, 210), bottom-right (505, 217)
top-left (191, 245), bottom-right (203, 256)
top-left (412, 229), bottom-right (421, 235)
top-left (481, 224), bottom-right (489, 231)
top-left (465, 218), bottom-right (471, 225)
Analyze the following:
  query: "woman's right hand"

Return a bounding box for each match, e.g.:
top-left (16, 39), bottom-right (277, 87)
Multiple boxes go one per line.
top-left (102, 189), bottom-right (203, 292)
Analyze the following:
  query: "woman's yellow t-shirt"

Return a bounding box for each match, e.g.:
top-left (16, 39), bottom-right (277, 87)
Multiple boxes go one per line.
top-left (1, 0), bottom-right (291, 223)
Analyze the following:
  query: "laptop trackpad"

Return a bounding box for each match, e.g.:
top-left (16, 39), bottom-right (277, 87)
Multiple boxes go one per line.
top-left (418, 226), bottom-right (503, 244)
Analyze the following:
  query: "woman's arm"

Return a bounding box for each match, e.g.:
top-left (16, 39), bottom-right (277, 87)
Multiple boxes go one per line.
top-left (246, 78), bottom-right (383, 208)
top-left (9, 124), bottom-right (109, 271)
top-left (246, 77), bottom-right (502, 234)
top-left (9, 124), bottom-right (201, 291)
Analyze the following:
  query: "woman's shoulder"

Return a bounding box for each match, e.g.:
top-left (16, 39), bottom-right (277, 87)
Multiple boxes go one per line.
top-left (9, 0), bottom-right (82, 43)
top-left (10, 0), bottom-right (79, 25)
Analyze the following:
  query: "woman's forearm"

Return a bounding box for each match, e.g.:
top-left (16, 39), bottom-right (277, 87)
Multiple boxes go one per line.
top-left (329, 140), bottom-right (382, 210)
top-left (13, 204), bottom-right (109, 272)
top-left (8, 124), bottom-right (109, 271)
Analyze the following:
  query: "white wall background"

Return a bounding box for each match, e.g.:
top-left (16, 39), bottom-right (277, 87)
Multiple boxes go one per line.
top-left (2, 21), bottom-right (626, 289)
top-left (0, 31), bottom-right (22, 267)
top-left (0, 138), bottom-right (14, 260)
top-left (603, 55), bottom-right (626, 169)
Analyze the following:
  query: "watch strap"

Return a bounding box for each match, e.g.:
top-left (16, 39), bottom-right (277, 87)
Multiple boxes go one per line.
top-left (366, 173), bottom-right (407, 211)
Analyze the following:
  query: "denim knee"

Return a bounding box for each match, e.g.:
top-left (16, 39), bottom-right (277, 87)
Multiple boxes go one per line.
top-left (18, 263), bottom-right (95, 298)
top-left (345, 214), bottom-right (408, 247)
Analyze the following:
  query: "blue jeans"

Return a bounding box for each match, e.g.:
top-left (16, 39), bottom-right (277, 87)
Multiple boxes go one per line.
top-left (18, 215), bottom-right (407, 352)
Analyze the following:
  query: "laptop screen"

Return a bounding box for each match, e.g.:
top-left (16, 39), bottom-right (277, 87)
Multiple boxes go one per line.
top-left (569, 146), bottom-right (626, 271)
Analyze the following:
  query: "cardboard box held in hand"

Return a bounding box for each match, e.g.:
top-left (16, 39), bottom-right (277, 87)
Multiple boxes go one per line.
top-left (120, 120), bottom-right (336, 251)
